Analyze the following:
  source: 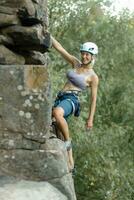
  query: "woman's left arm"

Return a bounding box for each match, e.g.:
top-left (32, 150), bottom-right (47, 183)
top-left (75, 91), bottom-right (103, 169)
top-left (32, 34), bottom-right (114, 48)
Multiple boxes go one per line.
top-left (86, 75), bottom-right (99, 129)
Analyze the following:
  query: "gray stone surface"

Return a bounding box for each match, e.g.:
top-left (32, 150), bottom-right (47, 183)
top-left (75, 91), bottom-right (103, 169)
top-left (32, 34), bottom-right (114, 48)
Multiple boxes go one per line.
top-left (0, 65), bottom-right (51, 141)
top-left (17, 0), bottom-right (48, 26)
top-left (0, 137), bottom-right (69, 180)
top-left (0, 0), bottom-right (48, 25)
top-left (0, 0), bottom-right (49, 64)
top-left (0, 66), bottom-right (77, 198)
top-left (24, 51), bottom-right (49, 65)
top-left (49, 173), bottom-right (77, 200)
top-left (0, 178), bottom-right (68, 200)
top-left (0, 13), bottom-right (19, 27)
top-left (0, 6), bottom-right (17, 15)
top-left (2, 25), bottom-right (50, 51)
top-left (0, 0), bottom-right (36, 14)
top-left (0, 35), bottom-right (13, 45)
top-left (0, 45), bottom-right (25, 64)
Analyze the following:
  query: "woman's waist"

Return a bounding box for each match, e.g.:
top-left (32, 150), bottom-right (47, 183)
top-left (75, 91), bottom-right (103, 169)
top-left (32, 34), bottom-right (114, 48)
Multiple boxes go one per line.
top-left (60, 90), bottom-right (80, 96)
top-left (62, 82), bottom-right (82, 93)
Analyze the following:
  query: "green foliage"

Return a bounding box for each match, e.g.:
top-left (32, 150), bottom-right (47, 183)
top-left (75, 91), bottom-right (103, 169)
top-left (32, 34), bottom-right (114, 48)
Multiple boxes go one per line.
top-left (72, 124), bottom-right (133, 200)
top-left (48, 0), bottom-right (134, 199)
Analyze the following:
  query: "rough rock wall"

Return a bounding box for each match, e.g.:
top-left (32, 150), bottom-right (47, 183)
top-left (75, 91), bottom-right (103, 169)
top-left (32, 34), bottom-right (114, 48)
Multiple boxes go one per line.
top-left (0, 178), bottom-right (68, 200)
top-left (0, 1), bottom-right (77, 200)
top-left (0, 0), bottom-right (50, 65)
top-left (0, 65), bottom-right (76, 200)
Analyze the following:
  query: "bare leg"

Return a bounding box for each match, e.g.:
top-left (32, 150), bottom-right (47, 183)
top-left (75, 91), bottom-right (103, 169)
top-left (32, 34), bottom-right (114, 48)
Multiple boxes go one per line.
top-left (52, 107), bottom-right (74, 170)
top-left (67, 148), bottom-right (74, 171)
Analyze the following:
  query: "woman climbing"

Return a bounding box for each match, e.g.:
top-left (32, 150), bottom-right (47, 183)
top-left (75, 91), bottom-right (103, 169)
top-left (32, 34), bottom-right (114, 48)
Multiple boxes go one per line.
top-left (51, 36), bottom-right (99, 172)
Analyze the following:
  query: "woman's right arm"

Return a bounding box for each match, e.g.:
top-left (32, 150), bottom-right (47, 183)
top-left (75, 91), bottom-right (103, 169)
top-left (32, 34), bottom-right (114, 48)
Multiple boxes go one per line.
top-left (51, 36), bottom-right (81, 67)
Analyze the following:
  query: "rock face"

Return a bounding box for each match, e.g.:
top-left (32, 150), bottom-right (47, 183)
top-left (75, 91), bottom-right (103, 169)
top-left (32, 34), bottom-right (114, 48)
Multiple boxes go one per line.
top-left (0, 65), bottom-right (77, 200)
top-left (0, 1), bottom-right (77, 200)
top-left (0, 177), bottom-right (68, 200)
top-left (0, 0), bottom-right (50, 64)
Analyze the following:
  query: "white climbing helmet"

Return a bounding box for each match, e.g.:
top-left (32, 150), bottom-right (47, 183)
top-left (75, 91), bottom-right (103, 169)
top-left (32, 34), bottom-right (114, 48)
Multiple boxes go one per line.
top-left (80, 42), bottom-right (98, 55)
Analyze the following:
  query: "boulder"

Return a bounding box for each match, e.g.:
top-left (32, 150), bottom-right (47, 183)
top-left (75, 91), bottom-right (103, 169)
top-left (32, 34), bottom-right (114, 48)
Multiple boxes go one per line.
top-left (0, 0), bottom-right (35, 13)
top-left (0, 45), bottom-right (25, 64)
top-left (0, 35), bottom-right (13, 46)
top-left (0, 0), bottom-right (48, 26)
top-left (0, 143), bottom-right (68, 180)
top-left (0, 13), bottom-right (19, 27)
top-left (0, 6), bottom-right (17, 15)
top-left (0, 178), bottom-right (68, 200)
top-left (2, 25), bottom-right (50, 52)
top-left (0, 0), bottom-right (49, 63)
top-left (0, 65), bottom-right (51, 140)
top-left (24, 51), bottom-right (49, 64)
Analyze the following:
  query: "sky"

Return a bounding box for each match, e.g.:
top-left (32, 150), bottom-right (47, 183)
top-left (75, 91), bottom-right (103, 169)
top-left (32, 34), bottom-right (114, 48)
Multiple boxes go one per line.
top-left (111, 0), bottom-right (134, 13)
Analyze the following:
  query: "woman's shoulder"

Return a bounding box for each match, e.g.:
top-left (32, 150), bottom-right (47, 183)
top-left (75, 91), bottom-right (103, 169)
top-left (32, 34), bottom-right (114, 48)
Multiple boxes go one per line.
top-left (91, 69), bottom-right (98, 76)
top-left (90, 69), bottom-right (99, 83)
top-left (91, 72), bottom-right (99, 86)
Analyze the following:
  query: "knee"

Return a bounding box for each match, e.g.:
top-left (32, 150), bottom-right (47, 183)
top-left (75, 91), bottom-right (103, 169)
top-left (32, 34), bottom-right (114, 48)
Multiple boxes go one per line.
top-left (52, 107), bottom-right (64, 119)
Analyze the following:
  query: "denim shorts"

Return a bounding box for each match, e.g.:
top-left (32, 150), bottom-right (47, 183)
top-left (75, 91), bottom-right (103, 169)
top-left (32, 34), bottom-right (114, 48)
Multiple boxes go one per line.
top-left (53, 91), bottom-right (80, 118)
top-left (54, 98), bottom-right (73, 118)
